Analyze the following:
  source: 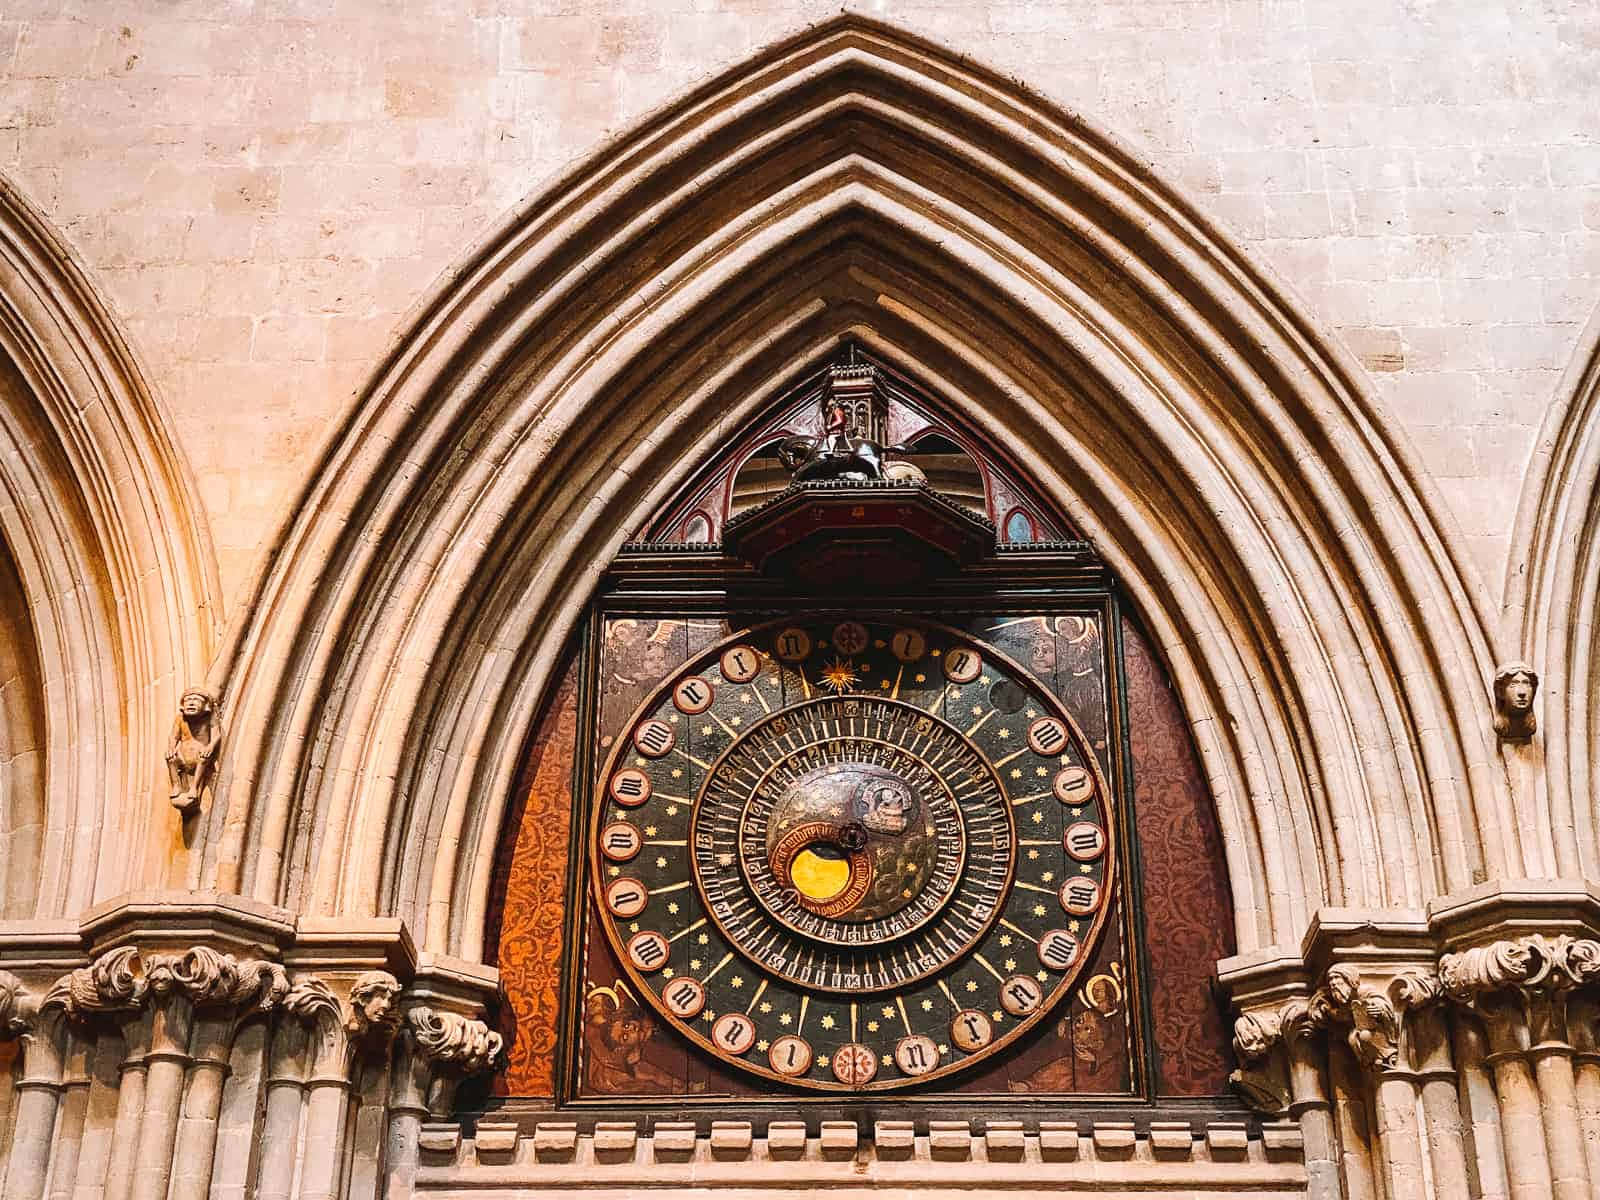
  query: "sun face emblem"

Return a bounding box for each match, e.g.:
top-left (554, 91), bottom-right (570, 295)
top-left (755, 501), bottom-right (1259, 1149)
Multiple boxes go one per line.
top-left (820, 656), bottom-right (859, 693)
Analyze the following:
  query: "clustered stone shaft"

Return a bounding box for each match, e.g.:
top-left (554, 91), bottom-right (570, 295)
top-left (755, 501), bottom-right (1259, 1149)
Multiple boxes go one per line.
top-left (1231, 935), bottom-right (1600, 1200)
top-left (0, 950), bottom-right (500, 1200)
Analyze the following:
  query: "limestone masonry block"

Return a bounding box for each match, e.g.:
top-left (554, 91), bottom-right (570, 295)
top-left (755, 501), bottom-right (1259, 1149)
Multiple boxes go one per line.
top-left (416, 1126), bottom-right (460, 1157)
top-left (819, 1121), bottom-right (857, 1159)
top-left (1205, 1122), bottom-right (1251, 1158)
top-left (766, 1121), bottom-right (807, 1159)
top-left (1091, 1121), bottom-right (1138, 1158)
top-left (1038, 1121), bottom-right (1079, 1161)
top-left (874, 1120), bottom-right (916, 1157)
top-left (983, 1119), bottom-right (1026, 1160)
top-left (927, 1120), bottom-right (972, 1160)
top-left (1148, 1121), bottom-right (1195, 1158)
top-left (592, 1121), bottom-right (638, 1161)
top-left (651, 1121), bottom-right (697, 1160)
top-left (532, 1122), bottom-right (577, 1161)
top-left (708, 1121), bottom-right (752, 1157)
top-left (1261, 1121), bottom-right (1306, 1160)
top-left (471, 1121), bottom-right (518, 1161)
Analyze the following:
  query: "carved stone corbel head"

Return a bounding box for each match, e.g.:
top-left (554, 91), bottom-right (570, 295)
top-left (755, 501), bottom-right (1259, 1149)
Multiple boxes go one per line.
top-left (1492, 662), bottom-right (1539, 742)
top-left (1315, 964), bottom-right (1401, 1073)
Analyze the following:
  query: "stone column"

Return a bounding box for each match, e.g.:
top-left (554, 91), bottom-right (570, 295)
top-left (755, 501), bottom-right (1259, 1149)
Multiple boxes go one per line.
top-left (1525, 988), bottom-right (1590, 1200)
top-left (38, 948), bottom-right (146, 1200)
top-left (1567, 996), bottom-right (1600, 1195)
top-left (129, 947), bottom-right (288, 1200)
top-left (1404, 1002), bottom-right (1472, 1200)
top-left (1284, 1028), bottom-right (1340, 1200)
top-left (100, 1010), bottom-right (153, 1200)
top-left (167, 1011), bottom-right (240, 1200)
top-left (1478, 995), bottom-right (1554, 1200)
top-left (254, 1016), bottom-right (310, 1200)
top-left (127, 978), bottom-right (193, 1200)
top-left (44, 1025), bottom-right (93, 1200)
top-left (1452, 1010), bottom-right (1510, 1200)
top-left (384, 1007), bottom-right (502, 1200)
top-left (281, 971), bottom-right (401, 1200)
top-left (1, 989), bottom-right (64, 1200)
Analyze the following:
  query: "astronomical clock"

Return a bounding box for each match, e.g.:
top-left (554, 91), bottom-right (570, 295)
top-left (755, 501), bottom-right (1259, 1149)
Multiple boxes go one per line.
top-left (594, 615), bottom-right (1112, 1090)
top-left (486, 350), bottom-right (1238, 1118)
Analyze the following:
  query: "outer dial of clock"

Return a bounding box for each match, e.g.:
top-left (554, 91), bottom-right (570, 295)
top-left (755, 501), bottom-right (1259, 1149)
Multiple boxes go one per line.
top-left (589, 615), bottom-right (1115, 1092)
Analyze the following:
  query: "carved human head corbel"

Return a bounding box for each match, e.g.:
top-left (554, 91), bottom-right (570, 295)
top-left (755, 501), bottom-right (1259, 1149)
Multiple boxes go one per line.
top-left (1492, 662), bottom-right (1539, 742)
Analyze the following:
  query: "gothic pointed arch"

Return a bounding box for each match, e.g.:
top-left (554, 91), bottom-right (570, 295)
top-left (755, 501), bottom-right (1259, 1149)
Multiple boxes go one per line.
top-left (0, 174), bottom-right (221, 915)
top-left (1505, 300), bottom-right (1600, 880)
top-left (202, 15), bottom-right (1501, 962)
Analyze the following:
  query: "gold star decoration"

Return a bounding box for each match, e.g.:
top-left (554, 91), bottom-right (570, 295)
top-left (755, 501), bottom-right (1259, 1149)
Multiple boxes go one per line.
top-left (867, 1020), bottom-right (880, 1032)
top-left (757, 1040), bottom-right (770, 1052)
top-left (665, 805), bottom-right (678, 817)
top-left (1036, 970), bottom-right (1050, 982)
top-left (999, 934), bottom-right (1013, 947)
top-left (965, 980), bottom-right (978, 992)
top-left (662, 967), bottom-right (675, 978)
top-left (881, 1005), bottom-right (895, 1018)
top-left (779, 1012), bottom-right (793, 1026)
top-left (655, 857), bottom-right (668, 868)
top-left (1004, 958), bottom-right (1017, 971)
top-left (667, 901), bottom-right (679, 914)
top-left (819, 657), bottom-right (859, 693)
top-left (1040, 871), bottom-right (1054, 883)
top-left (697, 932), bottom-right (710, 944)
top-left (690, 958), bottom-right (702, 971)
top-left (1032, 904), bottom-right (1047, 917)
top-left (730, 976), bottom-right (744, 989)
top-left (1026, 849), bottom-right (1038, 860)
top-left (1010, 768), bottom-right (1022, 779)
top-left (881, 1053), bottom-right (893, 1065)
top-left (644, 825), bottom-right (658, 836)
top-left (997, 728), bottom-right (1011, 739)
top-left (759, 1001), bottom-right (772, 1013)
top-left (921, 998), bottom-right (934, 1011)
top-left (820, 1014), bottom-right (836, 1030)
top-left (817, 1055), bottom-right (829, 1067)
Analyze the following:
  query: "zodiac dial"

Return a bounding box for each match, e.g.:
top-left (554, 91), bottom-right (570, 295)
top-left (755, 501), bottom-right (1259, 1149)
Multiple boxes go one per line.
top-left (590, 616), bottom-right (1115, 1091)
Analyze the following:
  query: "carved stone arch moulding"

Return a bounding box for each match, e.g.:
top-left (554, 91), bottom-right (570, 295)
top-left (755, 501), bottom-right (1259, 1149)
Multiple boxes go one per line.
top-left (201, 16), bottom-right (1501, 962)
top-left (1506, 301), bottom-right (1600, 880)
top-left (0, 173), bottom-right (220, 916)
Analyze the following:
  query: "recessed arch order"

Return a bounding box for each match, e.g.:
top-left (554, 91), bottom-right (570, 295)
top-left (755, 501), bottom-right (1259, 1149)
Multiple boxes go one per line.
top-left (0, 174), bottom-right (220, 916)
top-left (202, 17), bottom-right (1504, 963)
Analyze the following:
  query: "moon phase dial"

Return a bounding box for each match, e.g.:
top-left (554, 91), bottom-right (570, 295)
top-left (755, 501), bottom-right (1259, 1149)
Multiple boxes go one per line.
top-left (590, 616), bottom-right (1115, 1091)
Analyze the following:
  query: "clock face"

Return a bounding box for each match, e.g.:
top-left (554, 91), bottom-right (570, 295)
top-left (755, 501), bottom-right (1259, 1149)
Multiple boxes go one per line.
top-left (589, 616), bottom-right (1115, 1091)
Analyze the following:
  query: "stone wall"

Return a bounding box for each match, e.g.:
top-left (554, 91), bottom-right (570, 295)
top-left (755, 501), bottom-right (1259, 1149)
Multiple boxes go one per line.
top-left (2, 0), bottom-right (1596, 602)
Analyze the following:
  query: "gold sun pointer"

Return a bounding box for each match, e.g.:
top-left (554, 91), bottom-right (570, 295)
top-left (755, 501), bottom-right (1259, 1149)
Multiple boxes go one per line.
top-left (820, 656), bottom-right (859, 693)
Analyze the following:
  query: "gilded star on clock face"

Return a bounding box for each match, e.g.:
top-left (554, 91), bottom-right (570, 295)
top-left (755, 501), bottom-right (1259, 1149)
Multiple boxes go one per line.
top-left (819, 656), bottom-right (859, 693)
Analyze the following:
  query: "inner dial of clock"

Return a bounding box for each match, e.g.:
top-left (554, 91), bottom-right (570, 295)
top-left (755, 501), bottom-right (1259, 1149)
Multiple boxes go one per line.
top-left (694, 697), bottom-right (1009, 991)
top-left (591, 616), bottom-right (1114, 1091)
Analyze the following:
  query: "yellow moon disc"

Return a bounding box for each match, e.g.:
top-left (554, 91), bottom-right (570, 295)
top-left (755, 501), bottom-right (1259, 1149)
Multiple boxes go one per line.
top-left (790, 846), bottom-right (852, 902)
